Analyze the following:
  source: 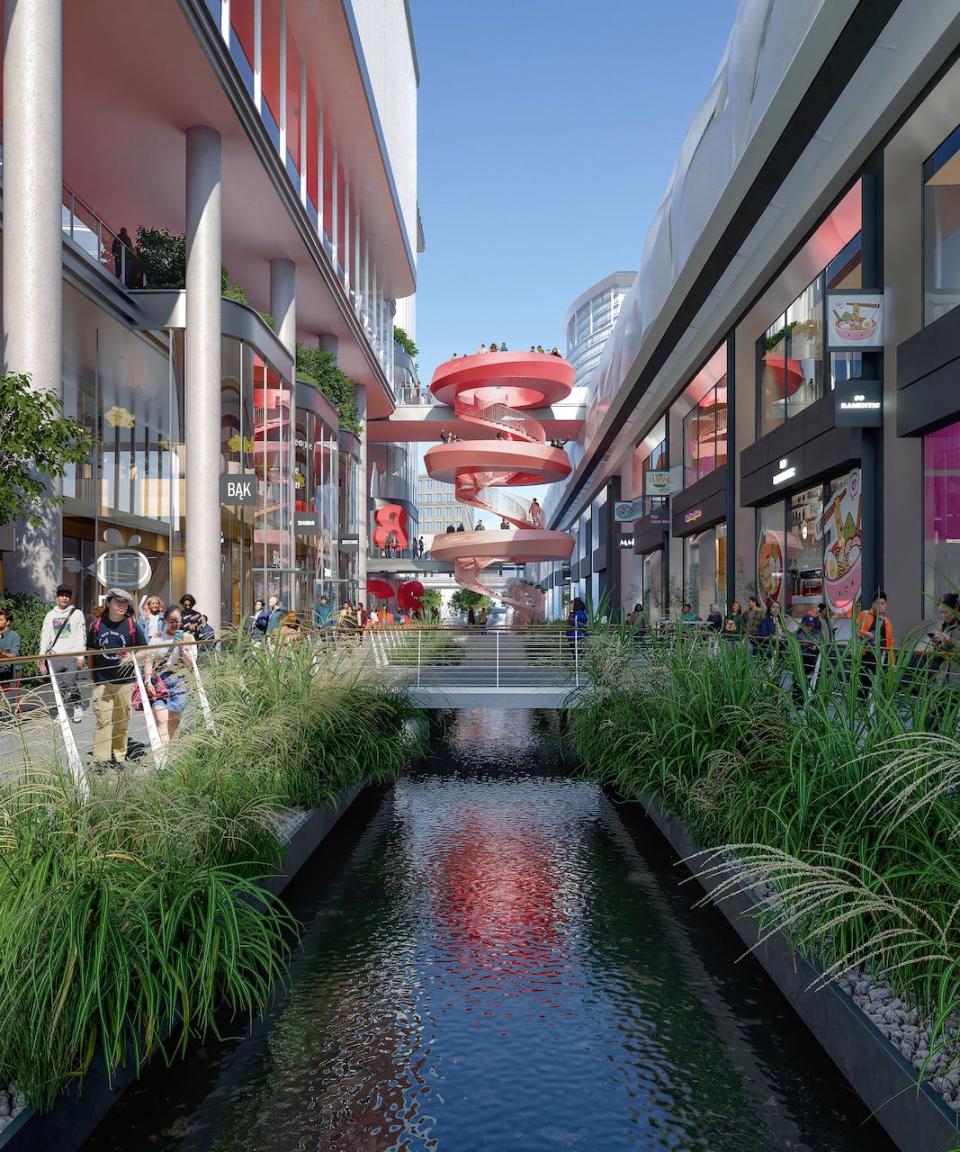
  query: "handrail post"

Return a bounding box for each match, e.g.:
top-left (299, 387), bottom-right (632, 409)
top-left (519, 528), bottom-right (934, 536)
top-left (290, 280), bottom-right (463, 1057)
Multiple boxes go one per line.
top-left (131, 652), bottom-right (166, 768)
top-left (417, 629), bottom-right (422, 687)
top-left (496, 630), bottom-right (500, 688)
top-left (69, 191), bottom-right (75, 240)
top-left (48, 664), bottom-right (88, 798)
top-left (575, 632), bottom-right (580, 687)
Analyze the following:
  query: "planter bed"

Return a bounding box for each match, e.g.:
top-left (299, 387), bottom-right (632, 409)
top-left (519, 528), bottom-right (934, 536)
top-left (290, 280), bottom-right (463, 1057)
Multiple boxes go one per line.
top-left (629, 792), bottom-right (960, 1152)
top-left (0, 788), bottom-right (360, 1152)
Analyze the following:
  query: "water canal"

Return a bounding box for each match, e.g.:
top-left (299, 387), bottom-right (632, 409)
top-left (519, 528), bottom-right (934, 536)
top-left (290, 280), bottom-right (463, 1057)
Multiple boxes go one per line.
top-left (85, 711), bottom-right (893, 1151)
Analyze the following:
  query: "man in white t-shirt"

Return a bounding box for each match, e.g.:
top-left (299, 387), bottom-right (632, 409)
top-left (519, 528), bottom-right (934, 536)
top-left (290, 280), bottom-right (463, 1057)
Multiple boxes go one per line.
top-left (38, 584), bottom-right (87, 723)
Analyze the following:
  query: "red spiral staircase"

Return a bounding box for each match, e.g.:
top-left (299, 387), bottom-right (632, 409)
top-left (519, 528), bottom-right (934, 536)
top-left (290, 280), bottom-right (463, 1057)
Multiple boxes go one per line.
top-left (425, 351), bottom-right (575, 617)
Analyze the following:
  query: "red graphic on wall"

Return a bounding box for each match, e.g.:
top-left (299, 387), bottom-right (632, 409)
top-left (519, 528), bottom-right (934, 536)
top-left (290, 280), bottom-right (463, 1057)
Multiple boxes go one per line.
top-left (372, 503), bottom-right (409, 550)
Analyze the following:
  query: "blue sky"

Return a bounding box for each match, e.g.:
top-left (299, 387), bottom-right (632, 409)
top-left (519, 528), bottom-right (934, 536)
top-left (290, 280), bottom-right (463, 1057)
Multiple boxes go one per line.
top-left (410, 0), bottom-right (742, 381)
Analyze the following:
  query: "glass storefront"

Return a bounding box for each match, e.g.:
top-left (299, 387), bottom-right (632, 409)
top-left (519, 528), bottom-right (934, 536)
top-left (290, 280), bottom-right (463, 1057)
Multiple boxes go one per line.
top-left (757, 470), bottom-right (862, 619)
top-left (924, 421), bottom-right (960, 611)
top-left (683, 524), bottom-right (726, 617)
top-left (682, 381), bottom-right (727, 488)
top-left (757, 234), bottom-right (863, 436)
top-left (924, 123), bottom-right (960, 326)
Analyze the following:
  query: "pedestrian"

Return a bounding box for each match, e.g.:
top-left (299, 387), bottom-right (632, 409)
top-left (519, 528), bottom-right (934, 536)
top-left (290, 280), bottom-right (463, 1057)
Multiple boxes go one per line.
top-left (178, 593), bottom-right (202, 635)
top-left (467, 606), bottom-right (476, 627)
top-left (87, 589), bottom-right (147, 771)
top-left (758, 598), bottom-right (786, 656)
top-left (356, 602), bottom-right (369, 641)
top-left (139, 595), bottom-right (166, 642)
top-left (706, 604), bottom-right (723, 632)
top-left (38, 583), bottom-right (87, 723)
top-left (680, 602), bottom-right (699, 624)
top-left (479, 343), bottom-right (488, 355)
top-left (489, 339), bottom-right (498, 353)
top-left (550, 346), bottom-right (561, 356)
top-left (112, 226), bottom-right (134, 284)
top-left (857, 590), bottom-right (894, 695)
top-left (536, 344), bottom-right (545, 354)
top-left (314, 595), bottom-right (334, 631)
top-left (252, 597), bottom-right (270, 636)
top-left (566, 596), bottom-right (588, 657)
top-left (743, 595), bottom-right (762, 651)
top-left (722, 601), bottom-right (744, 641)
top-left (477, 607), bottom-right (487, 632)
top-left (418, 536), bottom-right (425, 558)
top-left (458, 522), bottom-right (467, 532)
top-left (0, 609), bottom-right (22, 717)
top-left (143, 606), bottom-right (195, 745)
top-left (471, 521), bottom-right (480, 532)
top-left (528, 497), bottom-right (543, 527)
top-left (500, 517), bottom-right (510, 530)
top-left (196, 614), bottom-right (216, 649)
top-left (265, 595), bottom-right (284, 636)
top-left (499, 342), bottom-right (508, 352)
top-left (795, 611), bottom-right (822, 698)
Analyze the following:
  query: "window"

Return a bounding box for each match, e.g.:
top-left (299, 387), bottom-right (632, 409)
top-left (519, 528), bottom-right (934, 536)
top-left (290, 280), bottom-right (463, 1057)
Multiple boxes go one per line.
top-left (924, 124), bottom-right (960, 325)
top-left (682, 381), bottom-right (727, 487)
top-left (924, 421), bottom-right (960, 610)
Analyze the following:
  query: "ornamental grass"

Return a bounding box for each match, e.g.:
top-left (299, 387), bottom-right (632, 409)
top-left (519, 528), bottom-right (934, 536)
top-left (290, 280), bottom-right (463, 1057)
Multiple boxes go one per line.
top-left (0, 638), bottom-right (421, 1110)
top-left (570, 627), bottom-right (960, 1074)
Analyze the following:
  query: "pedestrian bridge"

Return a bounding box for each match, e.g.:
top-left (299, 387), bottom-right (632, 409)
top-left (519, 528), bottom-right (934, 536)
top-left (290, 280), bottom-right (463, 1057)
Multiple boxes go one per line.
top-left (369, 626), bottom-right (584, 709)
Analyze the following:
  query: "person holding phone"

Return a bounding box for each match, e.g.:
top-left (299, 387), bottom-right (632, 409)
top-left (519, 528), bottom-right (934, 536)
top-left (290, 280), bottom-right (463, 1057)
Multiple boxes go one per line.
top-left (930, 592), bottom-right (960, 689)
top-left (144, 605), bottom-right (195, 745)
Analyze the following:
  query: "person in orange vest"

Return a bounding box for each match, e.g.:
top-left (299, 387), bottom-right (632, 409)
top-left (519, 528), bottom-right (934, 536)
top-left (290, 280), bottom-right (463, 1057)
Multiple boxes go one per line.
top-left (856, 590), bottom-right (894, 695)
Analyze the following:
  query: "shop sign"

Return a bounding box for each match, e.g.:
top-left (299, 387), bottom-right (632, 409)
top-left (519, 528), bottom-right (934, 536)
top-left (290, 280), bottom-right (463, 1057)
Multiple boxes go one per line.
top-left (819, 469), bottom-right (861, 617)
top-left (645, 469), bottom-right (675, 495)
top-left (339, 534), bottom-right (359, 553)
top-left (294, 512), bottom-right (322, 535)
top-left (618, 535), bottom-right (635, 549)
top-left (683, 508), bottom-right (703, 525)
top-left (614, 498), bottom-right (644, 522)
top-left (219, 474), bottom-right (258, 506)
top-left (835, 378), bottom-right (882, 427)
top-left (649, 500), bottom-right (671, 528)
top-left (772, 458), bottom-right (796, 486)
top-left (826, 292), bottom-right (884, 349)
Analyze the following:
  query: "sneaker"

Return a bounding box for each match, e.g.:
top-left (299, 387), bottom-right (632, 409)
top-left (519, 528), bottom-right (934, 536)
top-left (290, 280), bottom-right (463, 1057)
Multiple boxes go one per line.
top-left (72, 705), bottom-right (83, 724)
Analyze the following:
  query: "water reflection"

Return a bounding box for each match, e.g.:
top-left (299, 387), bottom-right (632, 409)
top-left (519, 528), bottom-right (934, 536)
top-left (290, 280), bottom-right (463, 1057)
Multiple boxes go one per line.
top-left (86, 710), bottom-right (893, 1152)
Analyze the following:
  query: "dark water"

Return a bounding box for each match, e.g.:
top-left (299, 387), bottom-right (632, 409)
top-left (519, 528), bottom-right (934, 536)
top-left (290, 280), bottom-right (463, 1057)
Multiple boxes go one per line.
top-left (85, 711), bottom-right (894, 1152)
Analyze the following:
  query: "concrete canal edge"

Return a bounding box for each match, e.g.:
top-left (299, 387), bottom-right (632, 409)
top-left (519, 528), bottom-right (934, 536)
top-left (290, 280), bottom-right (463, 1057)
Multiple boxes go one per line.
top-left (629, 793), bottom-right (960, 1152)
top-left (0, 788), bottom-right (361, 1152)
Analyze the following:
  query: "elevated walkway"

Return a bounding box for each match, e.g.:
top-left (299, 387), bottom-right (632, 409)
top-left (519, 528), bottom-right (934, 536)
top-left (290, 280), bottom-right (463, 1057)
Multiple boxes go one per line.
top-left (369, 399), bottom-right (585, 442)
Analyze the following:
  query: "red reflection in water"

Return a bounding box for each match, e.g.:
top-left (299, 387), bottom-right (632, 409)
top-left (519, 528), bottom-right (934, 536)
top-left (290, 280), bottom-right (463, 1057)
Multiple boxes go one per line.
top-left (429, 812), bottom-right (565, 988)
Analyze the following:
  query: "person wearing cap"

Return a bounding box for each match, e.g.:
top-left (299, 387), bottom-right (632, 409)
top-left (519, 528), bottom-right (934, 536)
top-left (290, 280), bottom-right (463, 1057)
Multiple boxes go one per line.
top-left (86, 589), bottom-right (147, 770)
top-left (796, 610), bottom-right (822, 699)
top-left (39, 584), bottom-right (87, 723)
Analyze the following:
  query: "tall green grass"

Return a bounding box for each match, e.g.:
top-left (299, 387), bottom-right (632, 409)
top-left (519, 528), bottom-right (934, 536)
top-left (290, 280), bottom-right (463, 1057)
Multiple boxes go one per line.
top-left (0, 638), bottom-right (423, 1109)
top-left (570, 628), bottom-right (960, 1071)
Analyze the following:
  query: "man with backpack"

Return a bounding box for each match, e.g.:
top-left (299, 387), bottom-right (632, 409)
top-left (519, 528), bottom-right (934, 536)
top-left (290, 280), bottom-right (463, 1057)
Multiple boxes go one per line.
top-left (38, 584), bottom-right (87, 723)
top-left (87, 588), bottom-right (147, 770)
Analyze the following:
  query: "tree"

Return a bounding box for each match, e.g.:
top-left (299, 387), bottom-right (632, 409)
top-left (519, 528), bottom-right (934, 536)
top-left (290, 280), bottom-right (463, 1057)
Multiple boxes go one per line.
top-left (295, 343), bottom-right (362, 435)
top-left (421, 588), bottom-right (442, 615)
top-left (0, 374), bottom-right (95, 529)
top-left (450, 588), bottom-right (492, 616)
top-left (393, 326), bottom-right (419, 358)
top-left (135, 226), bottom-right (247, 302)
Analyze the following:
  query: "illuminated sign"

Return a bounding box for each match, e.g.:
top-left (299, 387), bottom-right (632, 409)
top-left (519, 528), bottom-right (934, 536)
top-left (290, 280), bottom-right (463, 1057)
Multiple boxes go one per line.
top-left (614, 499), bottom-right (644, 522)
top-left (772, 458), bottom-right (796, 486)
top-left (835, 378), bottom-right (882, 427)
top-left (684, 508), bottom-right (703, 525)
top-left (618, 535), bottom-right (635, 549)
top-left (826, 292), bottom-right (884, 349)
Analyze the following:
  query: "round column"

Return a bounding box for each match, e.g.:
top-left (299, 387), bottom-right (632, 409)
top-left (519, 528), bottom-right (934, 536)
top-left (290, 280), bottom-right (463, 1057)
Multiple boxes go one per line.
top-left (355, 383), bottom-right (368, 608)
top-left (3, 0), bottom-right (63, 597)
top-left (185, 126), bottom-right (222, 632)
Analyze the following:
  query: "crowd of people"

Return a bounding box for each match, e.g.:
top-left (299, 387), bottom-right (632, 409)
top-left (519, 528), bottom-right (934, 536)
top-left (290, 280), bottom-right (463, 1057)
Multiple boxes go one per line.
top-left (0, 585), bottom-right (215, 773)
top-left (449, 343), bottom-right (564, 358)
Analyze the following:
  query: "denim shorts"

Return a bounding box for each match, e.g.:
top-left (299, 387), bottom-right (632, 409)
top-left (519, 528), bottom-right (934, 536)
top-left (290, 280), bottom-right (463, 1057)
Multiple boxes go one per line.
top-left (155, 673), bottom-right (189, 714)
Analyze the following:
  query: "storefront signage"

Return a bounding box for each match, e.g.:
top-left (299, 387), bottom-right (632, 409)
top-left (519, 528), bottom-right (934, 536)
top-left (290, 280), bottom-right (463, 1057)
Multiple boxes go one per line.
top-left (220, 474), bottom-right (258, 506)
top-left (683, 508), bottom-right (703, 525)
top-left (772, 458), bottom-right (796, 486)
top-left (826, 291), bottom-right (884, 349)
top-left (835, 378), bottom-right (882, 427)
top-left (649, 501), bottom-right (671, 528)
top-left (618, 535), bottom-right (635, 549)
top-left (372, 504), bottom-right (409, 550)
top-left (614, 498), bottom-right (644, 522)
top-left (819, 469), bottom-right (862, 617)
top-left (645, 469), bottom-right (678, 495)
top-left (294, 512), bottom-right (322, 535)
top-left (339, 534), bottom-right (359, 553)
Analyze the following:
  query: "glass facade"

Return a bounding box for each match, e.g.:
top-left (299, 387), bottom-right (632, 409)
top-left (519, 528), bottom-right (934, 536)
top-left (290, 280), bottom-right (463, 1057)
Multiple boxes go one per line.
top-left (565, 281), bottom-right (630, 392)
top-left (756, 470), bottom-right (861, 619)
top-left (924, 124), bottom-right (960, 326)
top-left (682, 525), bottom-right (725, 617)
top-left (682, 381), bottom-right (727, 488)
top-left (757, 236), bottom-right (862, 435)
top-left (924, 421), bottom-right (960, 611)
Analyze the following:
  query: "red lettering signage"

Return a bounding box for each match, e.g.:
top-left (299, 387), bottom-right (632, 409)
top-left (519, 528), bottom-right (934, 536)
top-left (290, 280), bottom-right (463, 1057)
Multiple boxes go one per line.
top-left (372, 503), bottom-right (409, 549)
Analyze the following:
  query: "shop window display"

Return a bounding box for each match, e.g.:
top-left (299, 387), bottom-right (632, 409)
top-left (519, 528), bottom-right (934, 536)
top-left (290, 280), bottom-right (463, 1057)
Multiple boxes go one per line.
top-left (924, 421), bottom-right (960, 610)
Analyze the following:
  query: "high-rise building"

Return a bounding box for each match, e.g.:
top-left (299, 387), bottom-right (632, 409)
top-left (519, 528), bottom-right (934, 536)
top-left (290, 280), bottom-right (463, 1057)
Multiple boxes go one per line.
top-left (563, 273), bottom-right (636, 391)
top-left (416, 475), bottom-right (474, 549)
top-left (0, 0), bottom-right (420, 627)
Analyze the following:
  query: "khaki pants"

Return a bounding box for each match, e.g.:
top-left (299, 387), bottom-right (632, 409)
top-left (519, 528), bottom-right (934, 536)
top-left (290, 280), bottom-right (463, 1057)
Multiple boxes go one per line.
top-left (92, 681), bottom-right (133, 763)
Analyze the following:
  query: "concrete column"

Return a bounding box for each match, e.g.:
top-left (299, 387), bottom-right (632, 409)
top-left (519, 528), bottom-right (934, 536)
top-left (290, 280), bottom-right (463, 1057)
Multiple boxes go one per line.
top-left (355, 383), bottom-right (368, 607)
top-left (3, 0), bottom-right (64, 598)
top-left (185, 126), bottom-right (223, 631)
top-left (269, 258), bottom-right (296, 359)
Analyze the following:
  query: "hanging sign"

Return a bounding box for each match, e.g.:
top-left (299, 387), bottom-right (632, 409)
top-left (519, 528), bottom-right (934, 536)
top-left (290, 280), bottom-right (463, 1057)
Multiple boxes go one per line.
top-left (614, 498), bottom-right (644, 522)
top-left (827, 292), bottom-right (884, 349)
top-left (294, 512), bottom-right (323, 535)
top-left (220, 474), bottom-right (258, 505)
top-left (645, 469), bottom-right (674, 495)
